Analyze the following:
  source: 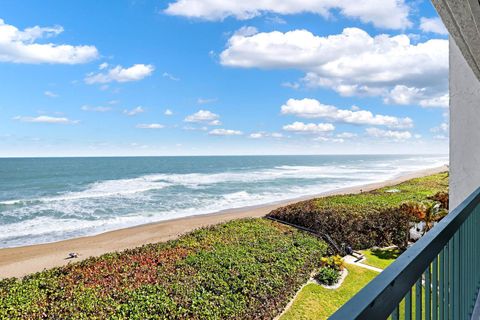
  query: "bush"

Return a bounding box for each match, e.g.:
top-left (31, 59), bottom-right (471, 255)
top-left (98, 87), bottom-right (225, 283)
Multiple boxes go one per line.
top-left (315, 267), bottom-right (341, 286)
top-left (267, 172), bottom-right (448, 250)
top-left (268, 200), bottom-right (411, 250)
top-left (428, 191), bottom-right (449, 210)
top-left (0, 218), bottom-right (327, 319)
top-left (320, 255), bottom-right (344, 271)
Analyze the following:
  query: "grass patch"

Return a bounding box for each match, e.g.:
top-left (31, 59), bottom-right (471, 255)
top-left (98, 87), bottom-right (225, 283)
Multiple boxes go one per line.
top-left (360, 248), bottom-right (402, 270)
top-left (314, 172), bottom-right (448, 211)
top-left (0, 218), bottom-right (327, 319)
top-left (280, 264), bottom-right (379, 320)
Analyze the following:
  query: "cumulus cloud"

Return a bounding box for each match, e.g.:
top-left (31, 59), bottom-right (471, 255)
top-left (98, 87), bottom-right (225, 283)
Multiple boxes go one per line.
top-left (420, 17), bottom-right (448, 35)
top-left (85, 64), bottom-right (154, 84)
top-left (249, 131), bottom-right (284, 139)
top-left (385, 85), bottom-right (448, 108)
top-left (44, 91), bottom-right (58, 98)
top-left (283, 121), bottom-right (335, 134)
top-left (164, 0), bottom-right (412, 29)
top-left (431, 122), bottom-right (449, 134)
top-left (337, 132), bottom-right (357, 138)
top-left (0, 19), bottom-right (98, 64)
top-left (164, 109), bottom-right (173, 116)
top-left (366, 127), bottom-right (412, 140)
top-left (123, 106), bottom-right (145, 116)
top-left (81, 105), bottom-right (112, 112)
top-left (281, 98), bottom-right (413, 128)
top-left (185, 109), bottom-right (221, 125)
top-left (13, 115), bottom-right (78, 124)
top-left (209, 128), bottom-right (243, 136)
top-left (136, 123), bottom-right (164, 129)
top-left (221, 27), bottom-right (448, 107)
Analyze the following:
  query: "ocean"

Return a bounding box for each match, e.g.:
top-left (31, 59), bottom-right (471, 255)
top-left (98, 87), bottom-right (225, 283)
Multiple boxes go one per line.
top-left (0, 155), bottom-right (448, 248)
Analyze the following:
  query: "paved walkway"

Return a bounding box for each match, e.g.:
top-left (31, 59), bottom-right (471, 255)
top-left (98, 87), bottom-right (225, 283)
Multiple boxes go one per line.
top-left (343, 255), bottom-right (383, 273)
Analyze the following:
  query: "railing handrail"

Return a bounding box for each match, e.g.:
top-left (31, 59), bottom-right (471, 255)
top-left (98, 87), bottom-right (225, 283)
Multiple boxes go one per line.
top-left (329, 186), bottom-right (480, 319)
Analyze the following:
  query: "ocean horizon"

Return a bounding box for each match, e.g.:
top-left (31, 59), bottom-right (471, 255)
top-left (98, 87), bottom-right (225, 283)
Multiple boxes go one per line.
top-left (0, 154), bottom-right (448, 248)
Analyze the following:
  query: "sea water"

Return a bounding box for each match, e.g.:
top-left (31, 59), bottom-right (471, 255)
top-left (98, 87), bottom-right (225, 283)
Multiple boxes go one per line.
top-left (0, 155), bottom-right (448, 248)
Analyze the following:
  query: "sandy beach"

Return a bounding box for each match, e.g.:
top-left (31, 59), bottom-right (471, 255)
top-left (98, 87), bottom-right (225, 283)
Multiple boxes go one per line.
top-left (0, 165), bottom-right (447, 279)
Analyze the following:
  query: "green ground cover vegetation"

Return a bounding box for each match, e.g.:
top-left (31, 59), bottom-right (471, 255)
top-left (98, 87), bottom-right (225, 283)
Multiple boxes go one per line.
top-left (0, 219), bottom-right (327, 319)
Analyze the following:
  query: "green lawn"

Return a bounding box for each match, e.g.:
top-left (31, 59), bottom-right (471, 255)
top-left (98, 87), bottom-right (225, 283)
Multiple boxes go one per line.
top-left (314, 172), bottom-right (448, 210)
top-left (360, 248), bottom-right (402, 270)
top-left (280, 264), bottom-right (379, 320)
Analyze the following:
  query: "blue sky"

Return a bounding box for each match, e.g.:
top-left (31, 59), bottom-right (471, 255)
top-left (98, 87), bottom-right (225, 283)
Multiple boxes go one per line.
top-left (0, 0), bottom-right (449, 156)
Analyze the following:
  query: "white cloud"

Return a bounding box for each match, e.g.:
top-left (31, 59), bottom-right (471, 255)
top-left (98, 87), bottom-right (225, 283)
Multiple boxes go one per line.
top-left (44, 91), bottom-right (58, 98)
top-left (0, 19), bottom-right (98, 64)
top-left (85, 64), bottom-right (154, 84)
top-left (13, 115), bottom-right (78, 124)
top-left (420, 17), bottom-right (448, 35)
top-left (283, 121), bottom-right (335, 134)
top-left (249, 132), bottom-right (264, 139)
top-left (81, 105), bottom-right (112, 112)
top-left (385, 85), bottom-right (448, 108)
top-left (431, 122), bottom-right (449, 134)
top-left (221, 27), bottom-right (448, 107)
top-left (281, 82), bottom-right (300, 89)
top-left (99, 62), bottom-right (109, 70)
top-left (209, 128), bottom-right (243, 136)
top-left (366, 127), bottom-right (412, 140)
top-left (281, 98), bottom-right (413, 128)
top-left (185, 109), bottom-right (221, 125)
top-left (197, 97), bottom-right (218, 104)
top-left (162, 72), bottom-right (180, 81)
top-left (123, 106), bottom-right (145, 116)
top-left (165, 0), bottom-right (412, 29)
top-left (249, 131), bottom-right (284, 139)
top-left (314, 136), bottom-right (345, 143)
top-left (136, 123), bottom-right (164, 129)
top-left (164, 109), bottom-right (173, 116)
top-left (337, 132), bottom-right (357, 138)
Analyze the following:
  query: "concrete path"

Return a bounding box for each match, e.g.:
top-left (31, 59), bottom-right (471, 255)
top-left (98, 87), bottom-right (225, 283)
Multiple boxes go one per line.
top-left (343, 255), bottom-right (383, 273)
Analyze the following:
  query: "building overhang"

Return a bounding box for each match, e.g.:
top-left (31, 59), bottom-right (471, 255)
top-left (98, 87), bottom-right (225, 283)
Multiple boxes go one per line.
top-left (433, 0), bottom-right (480, 81)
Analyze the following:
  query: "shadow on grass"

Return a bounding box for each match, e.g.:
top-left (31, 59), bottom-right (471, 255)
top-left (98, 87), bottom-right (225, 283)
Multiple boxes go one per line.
top-left (370, 248), bottom-right (402, 260)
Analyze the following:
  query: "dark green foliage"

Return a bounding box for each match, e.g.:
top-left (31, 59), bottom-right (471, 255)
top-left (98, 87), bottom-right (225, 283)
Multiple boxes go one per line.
top-left (268, 172), bottom-right (449, 250)
top-left (0, 219), bottom-right (327, 319)
top-left (314, 267), bottom-right (341, 286)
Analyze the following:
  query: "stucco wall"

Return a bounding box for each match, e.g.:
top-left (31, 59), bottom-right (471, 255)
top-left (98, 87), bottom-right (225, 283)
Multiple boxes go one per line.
top-left (450, 38), bottom-right (480, 208)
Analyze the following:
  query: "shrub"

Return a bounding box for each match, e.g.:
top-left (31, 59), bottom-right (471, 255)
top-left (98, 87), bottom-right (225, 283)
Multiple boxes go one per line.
top-left (320, 255), bottom-right (344, 271)
top-left (268, 201), bottom-right (411, 250)
top-left (0, 218), bottom-right (327, 319)
top-left (315, 267), bottom-right (341, 286)
top-left (428, 191), bottom-right (449, 210)
top-left (267, 172), bottom-right (448, 251)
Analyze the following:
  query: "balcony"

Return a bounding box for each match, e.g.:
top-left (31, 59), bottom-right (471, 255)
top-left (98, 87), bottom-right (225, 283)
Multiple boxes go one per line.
top-left (330, 187), bottom-right (480, 319)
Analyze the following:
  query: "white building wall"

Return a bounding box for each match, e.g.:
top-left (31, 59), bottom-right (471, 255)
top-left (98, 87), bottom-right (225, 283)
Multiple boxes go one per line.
top-left (450, 38), bottom-right (480, 208)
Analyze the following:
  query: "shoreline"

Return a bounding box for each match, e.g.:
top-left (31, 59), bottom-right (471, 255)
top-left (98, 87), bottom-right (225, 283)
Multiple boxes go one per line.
top-left (0, 165), bottom-right (447, 279)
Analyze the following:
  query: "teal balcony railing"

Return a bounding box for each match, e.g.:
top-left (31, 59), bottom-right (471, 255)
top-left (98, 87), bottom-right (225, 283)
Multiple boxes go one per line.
top-left (330, 187), bottom-right (480, 320)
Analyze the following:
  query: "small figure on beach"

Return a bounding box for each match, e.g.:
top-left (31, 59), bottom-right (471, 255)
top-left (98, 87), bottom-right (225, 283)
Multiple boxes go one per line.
top-left (66, 252), bottom-right (78, 259)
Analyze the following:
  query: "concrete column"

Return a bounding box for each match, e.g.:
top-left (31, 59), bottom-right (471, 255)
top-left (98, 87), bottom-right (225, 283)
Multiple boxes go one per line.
top-left (450, 38), bottom-right (480, 208)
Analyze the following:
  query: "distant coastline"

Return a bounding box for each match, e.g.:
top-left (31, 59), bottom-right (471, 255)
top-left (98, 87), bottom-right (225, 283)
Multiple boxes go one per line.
top-left (0, 165), bottom-right (447, 279)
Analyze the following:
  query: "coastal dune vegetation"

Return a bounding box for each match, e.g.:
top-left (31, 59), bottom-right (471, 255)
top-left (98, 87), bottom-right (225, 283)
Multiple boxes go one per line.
top-left (268, 172), bottom-right (449, 250)
top-left (0, 219), bottom-right (327, 319)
